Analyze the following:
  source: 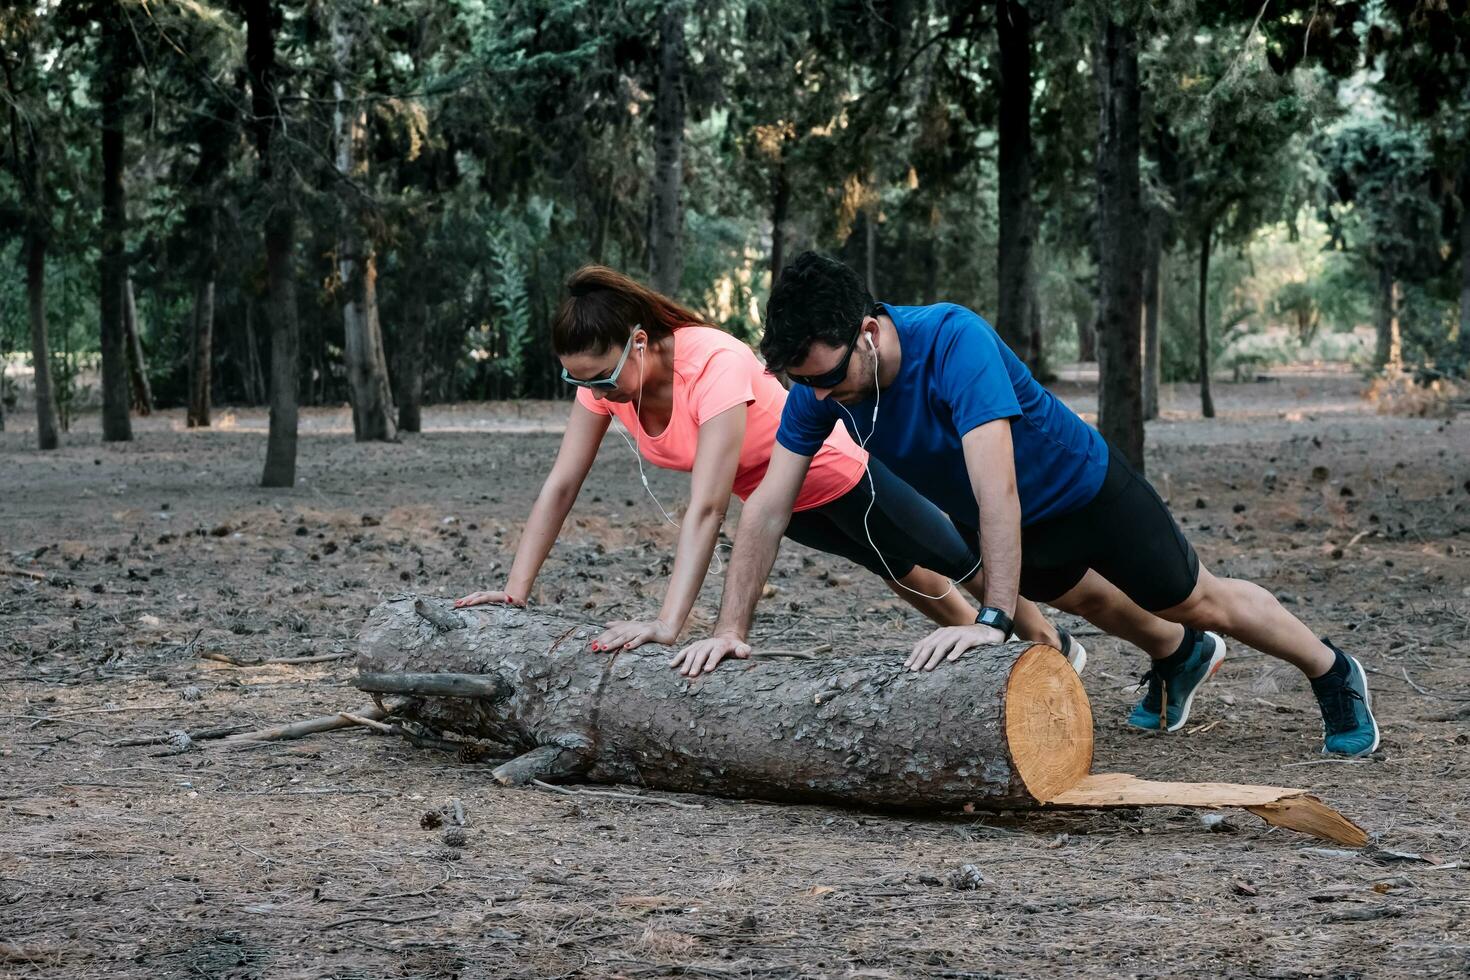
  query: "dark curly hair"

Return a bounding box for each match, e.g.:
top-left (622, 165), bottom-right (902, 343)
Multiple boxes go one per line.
top-left (760, 252), bottom-right (876, 373)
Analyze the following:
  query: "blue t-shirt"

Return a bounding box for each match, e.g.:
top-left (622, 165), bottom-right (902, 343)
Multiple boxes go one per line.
top-left (775, 303), bottom-right (1108, 528)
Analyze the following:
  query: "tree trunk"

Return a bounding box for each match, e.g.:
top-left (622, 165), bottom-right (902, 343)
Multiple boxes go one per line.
top-left (1027, 275), bottom-right (1049, 381)
top-left (996, 0), bottom-right (1036, 368)
top-left (770, 160), bottom-right (790, 285)
top-left (333, 9), bottom-right (397, 442)
top-left (1142, 221), bottom-right (1163, 421)
top-left (865, 207), bottom-right (877, 295)
top-left (351, 598), bottom-right (1366, 845)
top-left (98, 6), bottom-right (132, 442)
top-left (1197, 225), bottom-right (1215, 419)
top-left (242, 298), bottom-right (265, 405)
top-left (1374, 262), bottom-right (1402, 372)
top-left (122, 278), bottom-right (153, 415)
top-left (648, 2), bottom-right (686, 295)
top-left (1078, 315), bottom-right (1097, 362)
top-left (397, 288), bottom-right (426, 433)
top-left (1460, 162), bottom-right (1470, 370)
top-left (26, 230), bottom-right (60, 450)
top-left (247, 0), bottom-right (300, 488)
top-left (1092, 13), bottom-right (1145, 469)
top-left (187, 209), bottom-right (216, 427)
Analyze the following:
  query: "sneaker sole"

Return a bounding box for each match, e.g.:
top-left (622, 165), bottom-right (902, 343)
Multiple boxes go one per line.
top-left (1162, 631), bottom-right (1227, 733)
top-left (1324, 654), bottom-right (1381, 757)
top-left (1066, 639), bottom-right (1087, 676)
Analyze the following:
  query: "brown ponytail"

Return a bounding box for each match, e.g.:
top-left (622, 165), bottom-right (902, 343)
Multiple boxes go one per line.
top-left (551, 265), bottom-right (707, 356)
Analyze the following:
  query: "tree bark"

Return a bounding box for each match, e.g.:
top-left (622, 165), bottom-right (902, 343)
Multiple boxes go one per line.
top-left (357, 599), bottom-right (1094, 807)
top-left (997, 0), bottom-right (1037, 369)
top-left (1078, 315), bottom-right (1097, 362)
top-left (351, 598), bottom-right (1367, 845)
top-left (770, 160), bottom-right (790, 285)
top-left (648, 2), bottom-right (686, 295)
top-left (865, 207), bottom-right (877, 295)
top-left (1374, 262), bottom-right (1402, 372)
top-left (1197, 225), bottom-right (1215, 419)
top-left (122, 278), bottom-right (153, 415)
top-left (1092, 13), bottom-right (1145, 469)
top-left (333, 9), bottom-right (397, 442)
top-left (1460, 162), bottom-right (1470, 370)
top-left (247, 0), bottom-right (300, 487)
top-left (98, 5), bottom-right (132, 442)
top-left (1142, 220), bottom-right (1163, 421)
top-left (187, 212), bottom-right (216, 428)
top-left (26, 229), bottom-right (60, 450)
top-left (397, 288), bottom-right (426, 433)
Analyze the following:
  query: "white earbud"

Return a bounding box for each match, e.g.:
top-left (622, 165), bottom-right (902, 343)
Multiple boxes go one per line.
top-left (865, 333), bottom-right (876, 351)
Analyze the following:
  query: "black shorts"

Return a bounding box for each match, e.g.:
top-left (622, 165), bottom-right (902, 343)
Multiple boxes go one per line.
top-left (781, 457), bottom-right (981, 583)
top-left (1008, 449), bottom-right (1200, 611)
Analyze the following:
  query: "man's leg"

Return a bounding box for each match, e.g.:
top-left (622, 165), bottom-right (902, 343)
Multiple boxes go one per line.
top-left (1154, 565), bottom-right (1332, 675)
top-left (1027, 450), bottom-right (1378, 754)
top-left (1046, 570), bottom-right (1184, 659)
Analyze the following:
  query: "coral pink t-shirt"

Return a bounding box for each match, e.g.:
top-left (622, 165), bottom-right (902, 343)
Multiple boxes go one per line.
top-left (576, 326), bottom-right (866, 511)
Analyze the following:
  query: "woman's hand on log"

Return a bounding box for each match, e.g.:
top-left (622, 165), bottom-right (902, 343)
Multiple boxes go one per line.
top-left (591, 618), bottom-right (679, 652)
top-left (454, 590), bottom-right (525, 609)
top-left (905, 624), bottom-right (1006, 672)
top-left (670, 635), bottom-right (752, 676)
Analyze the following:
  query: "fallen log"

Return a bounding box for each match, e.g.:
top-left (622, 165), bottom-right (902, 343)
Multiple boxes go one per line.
top-left (355, 597), bottom-right (1367, 846)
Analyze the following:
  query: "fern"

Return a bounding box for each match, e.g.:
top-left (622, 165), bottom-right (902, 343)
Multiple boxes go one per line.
top-left (487, 229), bottom-right (532, 398)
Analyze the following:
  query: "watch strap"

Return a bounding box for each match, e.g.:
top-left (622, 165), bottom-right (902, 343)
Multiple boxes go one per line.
top-left (976, 606), bottom-right (1014, 637)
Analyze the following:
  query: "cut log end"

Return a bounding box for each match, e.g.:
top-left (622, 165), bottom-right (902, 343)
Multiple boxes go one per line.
top-left (1003, 645), bottom-right (1094, 803)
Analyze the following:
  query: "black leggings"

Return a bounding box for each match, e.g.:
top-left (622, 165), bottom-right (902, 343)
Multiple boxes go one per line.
top-left (781, 457), bottom-right (981, 583)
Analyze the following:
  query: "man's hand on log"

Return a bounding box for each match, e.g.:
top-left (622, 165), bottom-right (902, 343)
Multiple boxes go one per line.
top-left (454, 590), bottom-right (526, 609)
top-left (905, 624), bottom-right (1006, 672)
top-left (592, 618), bottom-right (679, 652)
top-left (670, 634), bottom-right (753, 676)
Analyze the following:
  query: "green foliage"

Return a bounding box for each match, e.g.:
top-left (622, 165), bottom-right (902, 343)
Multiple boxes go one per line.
top-left (2, 0), bottom-right (1467, 421)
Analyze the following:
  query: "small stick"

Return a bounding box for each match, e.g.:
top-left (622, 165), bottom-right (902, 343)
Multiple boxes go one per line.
top-left (339, 712), bottom-right (394, 734)
top-left (2, 568), bottom-right (47, 581)
top-left (202, 651), bottom-right (353, 667)
top-left (221, 701), bottom-right (404, 743)
top-left (530, 778), bottom-right (705, 810)
top-left (323, 911), bottom-right (439, 931)
top-left (111, 723), bottom-right (251, 747)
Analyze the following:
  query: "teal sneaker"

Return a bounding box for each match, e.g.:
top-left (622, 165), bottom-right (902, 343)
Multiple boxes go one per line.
top-left (1127, 630), bottom-right (1227, 732)
top-left (1311, 640), bottom-right (1380, 757)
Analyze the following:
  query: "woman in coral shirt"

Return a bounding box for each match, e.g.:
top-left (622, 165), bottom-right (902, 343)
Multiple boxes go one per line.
top-left (456, 266), bottom-right (1069, 672)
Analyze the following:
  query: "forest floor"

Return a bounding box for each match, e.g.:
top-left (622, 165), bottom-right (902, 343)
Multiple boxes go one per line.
top-left (3, 367), bottom-right (1469, 979)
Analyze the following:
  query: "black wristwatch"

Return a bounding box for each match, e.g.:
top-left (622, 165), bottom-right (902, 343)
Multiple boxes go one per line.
top-left (975, 606), bottom-right (1014, 638)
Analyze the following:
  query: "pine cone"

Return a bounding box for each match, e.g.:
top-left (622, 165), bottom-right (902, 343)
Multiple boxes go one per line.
top-left (442, 826), bottom-right (467, 848)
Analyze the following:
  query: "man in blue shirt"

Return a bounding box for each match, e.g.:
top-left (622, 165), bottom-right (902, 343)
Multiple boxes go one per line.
top-left (677, 252), bottom-right (1379, 758)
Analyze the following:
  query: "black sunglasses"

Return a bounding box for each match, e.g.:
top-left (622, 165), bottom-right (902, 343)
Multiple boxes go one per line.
top-left (787, 309), bottom-right (879, 388)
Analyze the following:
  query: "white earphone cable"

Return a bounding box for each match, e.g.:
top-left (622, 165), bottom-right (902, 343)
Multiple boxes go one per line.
top-left (833, 332), bottom-right (982, 602)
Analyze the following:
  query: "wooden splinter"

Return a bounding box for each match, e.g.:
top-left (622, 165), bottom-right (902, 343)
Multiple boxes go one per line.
top-left (355, 597), bottom-right (1369, 846)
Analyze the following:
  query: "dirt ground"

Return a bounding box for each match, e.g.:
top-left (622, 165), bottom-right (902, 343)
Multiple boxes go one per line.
top-left (3, 369), bottom-right (1469, 979)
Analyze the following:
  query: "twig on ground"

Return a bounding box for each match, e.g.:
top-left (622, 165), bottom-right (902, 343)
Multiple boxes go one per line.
top-left (203, 650), bottom-right (354, 667)
top-left (339, 711), bottom-right (395, 734)
top-left (111, 723), bottom-right (251, 746)
top-left (1, 568), bottom-right (46, 581)
top-left (530, 778), bottom-right (705, 810)
top-left (221, 700), bottom-right (407, 744)
top-left (323, 911), bottom-right (440, 931)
